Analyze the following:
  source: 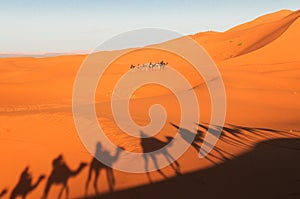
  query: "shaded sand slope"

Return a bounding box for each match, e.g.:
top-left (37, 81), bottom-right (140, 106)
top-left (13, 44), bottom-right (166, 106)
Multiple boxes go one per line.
top-left (84, 138), bottom-right (300, 199)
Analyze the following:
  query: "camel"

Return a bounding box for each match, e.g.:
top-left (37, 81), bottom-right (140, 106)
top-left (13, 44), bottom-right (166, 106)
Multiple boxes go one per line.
top-left (129, 61), bottom-right (168, 72)
top-left (0, 189), bottom-right (7, 198)
top-left (140, 131), bottom-right (180, 182)
top-left (43, 155), bottom-right (87, 199)
top-left (10, 167), bottom-right (45, 199)
top-left (130, 64), bottom-right (135, 70)
top-left (85, 142), bottom-right (124, 196)
top-left (160, 61), bottom-right (168, 69)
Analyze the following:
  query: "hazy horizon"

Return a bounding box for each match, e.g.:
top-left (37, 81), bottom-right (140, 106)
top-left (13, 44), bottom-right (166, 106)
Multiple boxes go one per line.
top-left (0, 0), bottom-right (299, 53)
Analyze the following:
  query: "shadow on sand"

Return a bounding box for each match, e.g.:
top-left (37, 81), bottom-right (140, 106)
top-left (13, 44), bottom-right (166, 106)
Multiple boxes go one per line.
top-left (42, 154), bottom-right (87, 199)
top-left (80, 138), bottom-right (300, 199)
top-left (0, 189), bottom-right (7, 198)
top-left (10, 167), bottom-right (45, 199)
top-left (171, 122), bottom-right (298, 165)
top-left (2, 123), bottom-right (299, 199)
top-left (140, 130), bottom-right (180, 183)
top-left (85, 142), bottom-right (124, 197)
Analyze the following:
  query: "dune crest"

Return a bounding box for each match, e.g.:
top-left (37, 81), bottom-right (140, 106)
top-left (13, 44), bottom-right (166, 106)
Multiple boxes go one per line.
top-left (191, 9), bottom-right (300, 61)
top-left (226, 9), bottom-right (293, 32)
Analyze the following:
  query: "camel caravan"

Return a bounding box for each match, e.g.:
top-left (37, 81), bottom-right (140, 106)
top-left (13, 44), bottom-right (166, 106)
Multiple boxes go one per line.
top-left (130, 60), bottom-right (168, 71)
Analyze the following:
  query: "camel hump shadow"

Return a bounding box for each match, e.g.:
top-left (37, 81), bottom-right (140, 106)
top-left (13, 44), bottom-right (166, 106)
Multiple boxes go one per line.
top-left (141, 136), bottom-right (173, 153)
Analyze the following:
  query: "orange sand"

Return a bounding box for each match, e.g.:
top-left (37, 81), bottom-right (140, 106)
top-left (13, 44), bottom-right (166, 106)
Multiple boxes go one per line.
top-left (0, 9), bottom-right (299, 199)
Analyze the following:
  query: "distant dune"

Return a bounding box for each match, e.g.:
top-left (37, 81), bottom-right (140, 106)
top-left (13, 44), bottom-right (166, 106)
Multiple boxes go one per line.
top-left (0, 51), bottom-right (90, 58)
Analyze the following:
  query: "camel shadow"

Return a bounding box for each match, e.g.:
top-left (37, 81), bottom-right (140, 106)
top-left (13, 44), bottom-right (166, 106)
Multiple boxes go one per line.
top-left (85, 142), bottom-right (124, 197)
top-left (140, 131), bottom-right (180, 183)
top-left (196, 122), bottom-right (293, 148)
top-left (170, 122), bottom-right (290, 165)
top-left (10, 166), bottom-right (45, 199)
top-left (82, 138), bottom-right (300, 199)
top-left (170, 123), bottom-right (234, 165)
top-left (195, 122), bottom-right (256, 152)
top-left (42, 154), bottom-right (87, 199)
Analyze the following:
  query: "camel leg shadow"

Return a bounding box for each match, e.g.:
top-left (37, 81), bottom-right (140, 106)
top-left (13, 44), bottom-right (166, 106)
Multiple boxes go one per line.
top-left (143, 154), bottom-right (168, 183)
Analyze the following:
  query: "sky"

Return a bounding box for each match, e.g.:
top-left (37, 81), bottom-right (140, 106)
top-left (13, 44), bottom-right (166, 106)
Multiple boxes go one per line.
top-left (0, 0), bottom-right (299, 53)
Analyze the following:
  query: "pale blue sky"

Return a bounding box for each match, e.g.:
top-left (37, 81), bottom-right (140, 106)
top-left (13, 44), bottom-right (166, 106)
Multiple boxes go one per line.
top-left (0, 0), bottom-right (299, 53)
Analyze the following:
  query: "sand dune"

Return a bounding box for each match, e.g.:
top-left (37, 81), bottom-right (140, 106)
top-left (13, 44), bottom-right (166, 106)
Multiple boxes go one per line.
top-left (226, 9), bottom-right (293, 32)
top-left (221, 12), bottom-right (300, 65)
top-left (191, 9), bottom-right (300, 61)
top-left (0, 9), bottom-right (299, 199)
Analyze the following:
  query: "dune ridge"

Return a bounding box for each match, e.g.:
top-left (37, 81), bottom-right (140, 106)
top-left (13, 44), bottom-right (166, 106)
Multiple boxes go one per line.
top-left (191, 9), bottom-right (300, 61)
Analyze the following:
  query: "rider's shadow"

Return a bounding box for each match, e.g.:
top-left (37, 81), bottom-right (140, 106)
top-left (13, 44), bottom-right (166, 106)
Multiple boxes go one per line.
top-left (10, 166), bottom-right (45, 199)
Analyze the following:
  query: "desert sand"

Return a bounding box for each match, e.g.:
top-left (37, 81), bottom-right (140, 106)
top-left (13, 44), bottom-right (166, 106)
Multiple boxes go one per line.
top-left (0, 9), bottom-right (299, 199)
